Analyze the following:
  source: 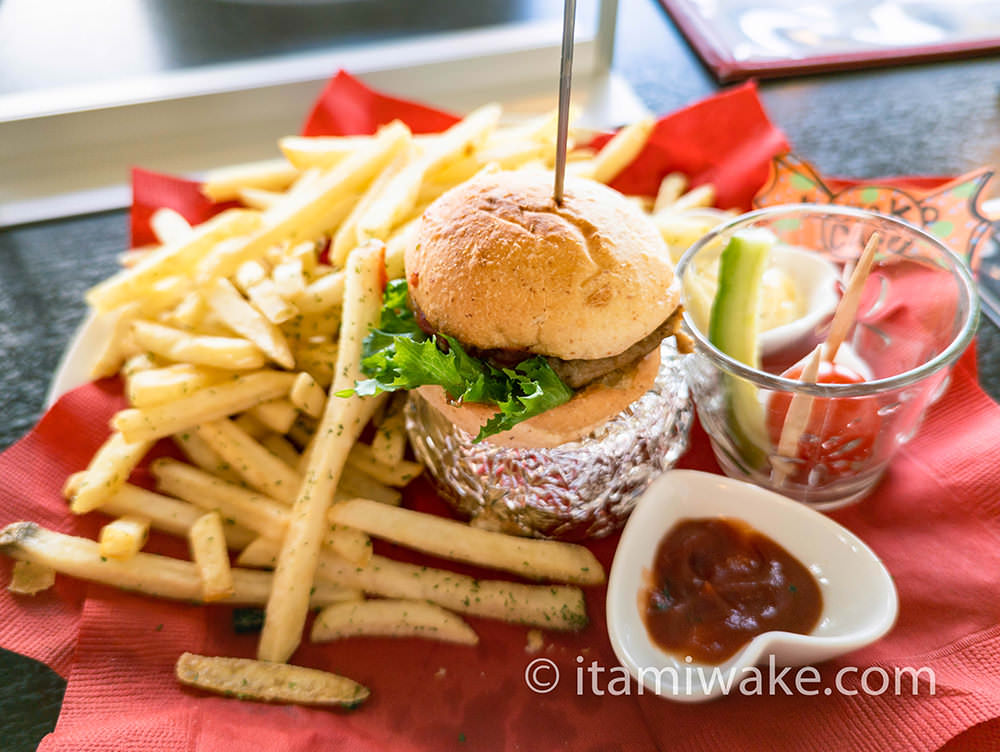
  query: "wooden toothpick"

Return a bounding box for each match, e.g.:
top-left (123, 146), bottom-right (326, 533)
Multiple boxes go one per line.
top-left (770, 229), bottom-right (880, 488)
top-left (823, 231), bottom-right (881, 362)
top-left (771, 344), bottom-right (823, 487)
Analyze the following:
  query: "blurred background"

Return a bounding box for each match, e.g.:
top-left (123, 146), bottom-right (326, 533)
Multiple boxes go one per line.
top-left (0, 0), bottom-right (622, 226)
top-left (0, 0), bottom-right (597, 97)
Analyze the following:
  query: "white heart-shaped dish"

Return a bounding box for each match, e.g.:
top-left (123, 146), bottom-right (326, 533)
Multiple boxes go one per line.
top-left (606, 469), bottom-right (898, 702)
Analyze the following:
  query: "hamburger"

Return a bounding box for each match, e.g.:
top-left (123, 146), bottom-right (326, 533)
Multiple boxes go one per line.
top-left (351, 169), bottom-right (692, 536)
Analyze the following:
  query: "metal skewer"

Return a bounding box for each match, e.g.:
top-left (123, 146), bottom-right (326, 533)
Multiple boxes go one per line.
top-left (553, 0), bottom-right (577, 206)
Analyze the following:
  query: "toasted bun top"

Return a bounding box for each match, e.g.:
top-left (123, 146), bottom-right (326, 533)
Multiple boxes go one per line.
top-left (417, 347), bottom-right (661, 449)
top-left (405, 169), bottom-right (678, 360)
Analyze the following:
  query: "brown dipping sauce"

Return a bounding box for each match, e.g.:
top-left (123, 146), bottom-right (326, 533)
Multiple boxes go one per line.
top-left (642, 517), bottom-right (823, 665)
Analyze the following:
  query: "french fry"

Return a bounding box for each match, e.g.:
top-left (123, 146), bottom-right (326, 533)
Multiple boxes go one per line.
top-left (330, 148), bottom-right (411, 267)
top-left (286, 414), bottom-right (317, 448)
top-left (288, 240), bottom-right (319, 275)
top-left (247, 397), bottom-right (298, 434)
top-left (311, 599), bottom-right (478, 645)
top-left (99, 515), bottom-right (150, 561)
top-left (232, 411), bottom-right (270, 440)
top-left (577, 116), bottom-right (655, 184)
top-left (346, 443), bottom-right (421, 487)
top-left (236, 186), bottom-right (282, 210)
top-left (245, 279), bottom-right (299, 325)
top-left (384, 217), bottom-right (420, 280)
top-left (652, 212), bottom-right (731, 264)
top-left (201, 159), bottom-right (299, 202)
top-left (242, 538), bottom-right (588, 631)
top-left (89, 302), bottom-right (143, 380)
top-left (289, 372), bottom-right (326, 418)
top-left (8, 560), bottom-right (55, 595)
top-left (291, 341), bottom-right (339, 388)
top-left (332, 553), bottom-right (588, 630)
top-left (357, 103), bottom-right (501, 243)
top-left (165, 290), bottom-right (207, 329)
top-left (127, 363), bottom-right (229, 408)
top-left (205, 278), bottom-right (295, 369)
top-left (330, 498), bottom-right (604, 585)
top-left (150, 208), bottom-right (193, 245)
top-left (118, 246), bottom-right (156, 269)
top-left (629, 195), bottom-right (655, 213)
top-left (167, 290), bottom-right (208, 330)
top-left (121, 352), bottom-right (163, 378)
top-left (69, 431), bottom-right (155, 514)
top-left (280, 312), bottom-right (343, 344)
top-left (174, 427), bottom-right (256, 485)
top-left (294, 270), bottom-right (344, 315)
top-left (0, 522), bottom-right (354, 607)
top-left (653, 171), bottom-right (688, 212)
top-left (286, 167), bottom-right (326, 199)
top-left (87, 209), bottom-right (260, 313)
top-left (259, 241), bottom-right (386, 663)
top-left (236, 537), bottom-right (280, 569)
top-left (665, 184), bottom-right (716, 213)
top-left (259, 433), bottom-right (301, 468)
top-left (193, 419), bottom-right (302, 504)
top-left (131, 320), bottom-right (267, 371)
top-left (424, 155), bottom-right (482, 187)
top-left (239, 536), bottom-right (368, 583)
top-left (196, 121), bottom-right (411, 282)
top-left (153, 458), bottom-right (292, 535)
top-left (293, 393), bottom-right (388, 477)
top-left (339, 466), bottom-right (402, 507)
top-left (151, 458), bottom-right (371, 566)
top-left (474, 139), bottom-right (547, 170)
top-left (112, 370), bottom-right (296, 444)
top-left (136, 275), bottom-right (194, 318)
top-left (369, 393), bottom-right (408, 466)
top-left (237, 532), bottom-right (366, 577)
top-left (279, 134), bottom-right (370, 169)
top-left (234, 260), bottom-right (269, 291)
top-left (566, 146), bottom-right (597, 162)
top-left (324, 526), bottom-right (373, 568)
top-left (61, 471), bottom-right (85, 500)
top-left (271, 257), bottom-right (308, 299)
top-left (96, 482), bottom-right (256, 549)
top-left (189, 512), bottom-right (234, 601)
top-left (175, 653), bottom-right (369, 708)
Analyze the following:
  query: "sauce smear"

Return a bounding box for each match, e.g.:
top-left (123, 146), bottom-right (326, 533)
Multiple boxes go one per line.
top-left (642, 517), bottom-right (823, 664)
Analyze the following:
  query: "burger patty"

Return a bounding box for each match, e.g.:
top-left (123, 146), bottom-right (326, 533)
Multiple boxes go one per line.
top-left (412, 297), bottom-right (690, 391)
top-left (464, 307), bottom-right (689, 390)
top-left (544, 307), bottom-right (688, 389)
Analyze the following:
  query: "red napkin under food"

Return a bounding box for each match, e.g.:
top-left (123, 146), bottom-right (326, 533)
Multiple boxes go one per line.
top-left (3, 71), bottom-right (1000, 751)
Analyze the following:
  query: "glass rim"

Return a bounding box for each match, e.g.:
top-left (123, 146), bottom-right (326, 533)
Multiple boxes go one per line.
top-left (675, 203), bottom-right (981, 398)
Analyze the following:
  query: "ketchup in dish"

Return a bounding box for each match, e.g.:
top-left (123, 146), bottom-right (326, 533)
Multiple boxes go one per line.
top-left (642, 517), bottom-right (822, 664)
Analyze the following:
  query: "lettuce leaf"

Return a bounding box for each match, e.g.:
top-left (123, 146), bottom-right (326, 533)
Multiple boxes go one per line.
top-left (341, 279), bottom-right (573, 441)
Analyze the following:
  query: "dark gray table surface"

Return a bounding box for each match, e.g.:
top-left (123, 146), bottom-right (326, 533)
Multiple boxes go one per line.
top-left (1, 0), bottom-right (999, 749)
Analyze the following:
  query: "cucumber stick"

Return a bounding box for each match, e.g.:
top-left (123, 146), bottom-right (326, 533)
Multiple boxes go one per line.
top-left (708, 229), bottom-right (775, 470)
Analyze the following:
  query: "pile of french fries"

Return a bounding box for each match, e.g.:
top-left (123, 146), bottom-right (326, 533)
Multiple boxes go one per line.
top-left (0, 99), bottom-right (727, 708)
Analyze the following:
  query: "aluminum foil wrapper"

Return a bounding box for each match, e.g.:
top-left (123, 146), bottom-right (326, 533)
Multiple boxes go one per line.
top-left (405, 340), bottom-right (693, 540)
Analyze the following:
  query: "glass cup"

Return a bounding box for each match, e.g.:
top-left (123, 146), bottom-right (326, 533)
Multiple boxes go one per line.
top-left (677, 204), bottom-right (980, 509)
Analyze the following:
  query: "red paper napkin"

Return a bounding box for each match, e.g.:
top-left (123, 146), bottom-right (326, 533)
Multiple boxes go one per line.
top-left (3, 71), bottom-right (999, 751)
top-left (124, 71), bottom-right (787, 248)
top-left (3, 350), bottom-right (1000, 752)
